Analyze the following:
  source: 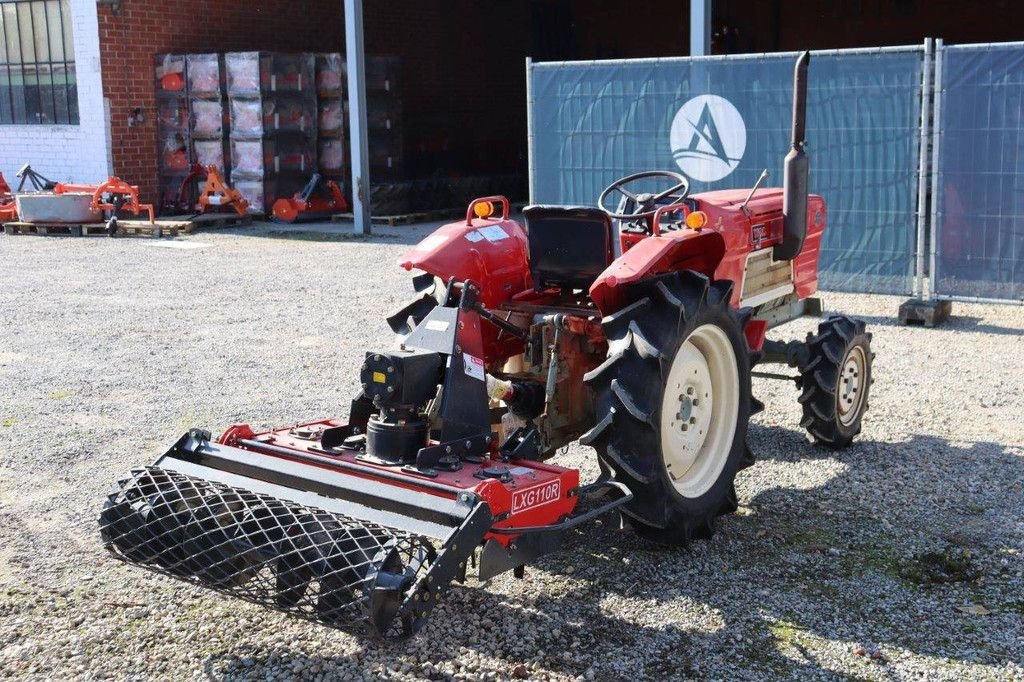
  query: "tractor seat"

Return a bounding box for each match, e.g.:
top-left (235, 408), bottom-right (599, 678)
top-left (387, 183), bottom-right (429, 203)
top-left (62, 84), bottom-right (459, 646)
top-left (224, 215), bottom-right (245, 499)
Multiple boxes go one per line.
top-left (523, 205), bottom-right (613, 291)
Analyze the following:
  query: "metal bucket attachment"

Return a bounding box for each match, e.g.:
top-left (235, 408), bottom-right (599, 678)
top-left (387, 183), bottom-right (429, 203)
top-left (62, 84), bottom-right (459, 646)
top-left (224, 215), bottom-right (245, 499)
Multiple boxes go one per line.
top-left (100, 441), bottom-right (491, 639)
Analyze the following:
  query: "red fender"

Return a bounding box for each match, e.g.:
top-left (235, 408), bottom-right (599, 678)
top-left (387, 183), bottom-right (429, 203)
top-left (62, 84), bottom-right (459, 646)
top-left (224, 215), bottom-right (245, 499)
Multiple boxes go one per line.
top-left (397, 218), bottom-right (531, 308)
top-left (397, 198), bottom-right (531, 362)
top-left (589, 231), bottom-right (726, 314)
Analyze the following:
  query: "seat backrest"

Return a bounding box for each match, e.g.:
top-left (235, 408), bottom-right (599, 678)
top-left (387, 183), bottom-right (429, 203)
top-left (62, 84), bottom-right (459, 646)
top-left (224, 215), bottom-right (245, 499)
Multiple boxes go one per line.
top-left (523, 205), bottom-right (613, 291)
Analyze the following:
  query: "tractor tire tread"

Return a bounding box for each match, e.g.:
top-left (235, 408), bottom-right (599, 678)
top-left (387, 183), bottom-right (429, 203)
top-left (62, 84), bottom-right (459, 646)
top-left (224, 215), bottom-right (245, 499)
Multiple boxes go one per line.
top-left (587, 271), bottom-right (753, 547)
top-left (797, 314), bottom-right (873, 448)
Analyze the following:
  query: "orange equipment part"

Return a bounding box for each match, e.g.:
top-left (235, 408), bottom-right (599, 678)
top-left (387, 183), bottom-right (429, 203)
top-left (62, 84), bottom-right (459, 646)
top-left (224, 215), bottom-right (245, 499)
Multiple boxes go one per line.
top-left (270, 174), bottom-right (348, 223)
top-left (197, 166), bottom-right (249, 216)
top-left (55, 176), bottom-right (155, 224)
top-left (160, 72), bottom-right (186, 92)
top-left (0, 171), bottom-right (15, 221)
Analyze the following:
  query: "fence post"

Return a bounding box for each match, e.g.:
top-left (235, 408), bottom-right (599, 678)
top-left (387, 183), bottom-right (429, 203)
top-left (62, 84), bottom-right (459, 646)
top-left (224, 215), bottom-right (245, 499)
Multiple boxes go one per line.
top-left (898, 38), bottom-right (952, 326)
top-left (914, 38), bottom-right (933, 299)
top-left (345, 0), bottom-right (371, 235)
top-left (901, 35), bottom-right (954, 325)
top-left (525, 57), bottom-right (535, 204)
top-left (928, 39), bottom-right (945, 300)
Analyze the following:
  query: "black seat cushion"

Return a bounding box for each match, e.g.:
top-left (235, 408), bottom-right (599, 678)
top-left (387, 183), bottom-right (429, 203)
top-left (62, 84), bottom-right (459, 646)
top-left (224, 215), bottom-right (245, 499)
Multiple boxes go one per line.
top-left (523, 205), bottom-right (613, 291)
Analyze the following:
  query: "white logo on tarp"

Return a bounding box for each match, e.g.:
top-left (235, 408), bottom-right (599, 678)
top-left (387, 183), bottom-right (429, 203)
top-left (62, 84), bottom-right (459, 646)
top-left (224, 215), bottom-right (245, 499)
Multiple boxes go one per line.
top-left (669, 95), bottom-right (746, 182)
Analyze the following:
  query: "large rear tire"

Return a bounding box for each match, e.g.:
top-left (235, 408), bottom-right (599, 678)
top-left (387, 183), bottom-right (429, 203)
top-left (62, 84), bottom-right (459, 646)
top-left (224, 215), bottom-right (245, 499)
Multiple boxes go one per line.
top-left (581, 272), bottom-right (753, 546)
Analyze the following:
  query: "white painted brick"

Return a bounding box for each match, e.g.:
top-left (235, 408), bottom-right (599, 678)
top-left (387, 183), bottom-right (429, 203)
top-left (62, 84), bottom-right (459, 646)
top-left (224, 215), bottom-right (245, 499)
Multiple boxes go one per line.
top-left (0, 0), bottom-right (110, 185)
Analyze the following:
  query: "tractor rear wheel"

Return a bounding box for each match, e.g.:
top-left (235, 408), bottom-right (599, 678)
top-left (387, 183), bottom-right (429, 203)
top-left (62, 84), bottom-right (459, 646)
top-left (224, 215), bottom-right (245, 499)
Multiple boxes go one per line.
top-left (581, 271), bottom-right (753, 546)
top-left (798, 315), bottom-right (873, 447)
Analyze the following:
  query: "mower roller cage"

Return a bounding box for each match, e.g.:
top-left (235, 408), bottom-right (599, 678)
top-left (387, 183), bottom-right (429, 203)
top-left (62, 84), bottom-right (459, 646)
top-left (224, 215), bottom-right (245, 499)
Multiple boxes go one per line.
top-left (100, 430), bottom-right (494, 639)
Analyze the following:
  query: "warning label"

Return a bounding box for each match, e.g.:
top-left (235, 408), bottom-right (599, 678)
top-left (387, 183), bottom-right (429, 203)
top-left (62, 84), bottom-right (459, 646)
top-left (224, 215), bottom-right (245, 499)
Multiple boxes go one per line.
top-left (478, 225), bottom-right (509, 242)
top-left (463, 353), bottom-right (485, 381)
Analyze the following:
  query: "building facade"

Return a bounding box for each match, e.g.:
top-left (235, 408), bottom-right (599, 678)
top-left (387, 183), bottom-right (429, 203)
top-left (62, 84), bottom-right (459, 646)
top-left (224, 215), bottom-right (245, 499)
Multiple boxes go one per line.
top-left (1, 0), bottom-right (1021, 204)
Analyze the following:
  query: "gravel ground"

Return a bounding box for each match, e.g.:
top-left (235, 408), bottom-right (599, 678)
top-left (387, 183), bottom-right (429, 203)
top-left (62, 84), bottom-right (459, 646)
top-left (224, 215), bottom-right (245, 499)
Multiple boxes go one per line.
top-left (1, 223), bottom-right (1022, 681)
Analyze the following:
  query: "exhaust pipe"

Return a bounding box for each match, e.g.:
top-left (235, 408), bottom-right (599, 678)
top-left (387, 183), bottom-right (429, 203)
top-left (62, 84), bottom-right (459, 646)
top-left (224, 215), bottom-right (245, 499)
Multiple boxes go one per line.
top-left (775, 50), bottom-right (810, 261)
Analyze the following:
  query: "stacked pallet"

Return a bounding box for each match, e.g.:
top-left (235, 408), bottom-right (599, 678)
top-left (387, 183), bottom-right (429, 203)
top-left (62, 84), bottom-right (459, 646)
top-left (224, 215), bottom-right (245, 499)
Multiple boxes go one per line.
top-left (2, 213), bottom-right (252, 238)
top-left (226, 52), bottom-right (318, 215)
top-left (316, 53), bottom-right (347, 193)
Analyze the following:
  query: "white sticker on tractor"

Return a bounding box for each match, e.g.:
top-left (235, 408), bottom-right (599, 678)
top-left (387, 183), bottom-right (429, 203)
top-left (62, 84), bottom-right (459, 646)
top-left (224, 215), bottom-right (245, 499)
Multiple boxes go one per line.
top-left (425, 320), bottom-right (449, 331)
top-left (416, 234), bottom-right (448, 251)
top-left (512, 481), bottom-right (561, 513)
top-left (478, 225), bottom-right (509, 242)
top-left (463, 353), bottom-right (485, 381)
top-left (465, 231), bottom-right (485, 243)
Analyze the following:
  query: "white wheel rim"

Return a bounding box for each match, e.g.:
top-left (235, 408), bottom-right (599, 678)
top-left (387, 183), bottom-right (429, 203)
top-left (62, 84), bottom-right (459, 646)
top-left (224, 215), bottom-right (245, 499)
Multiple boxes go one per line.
top-left (837, 345), bottom-right (867, 426)
top-left (659, 324), bottom-right (740, 498)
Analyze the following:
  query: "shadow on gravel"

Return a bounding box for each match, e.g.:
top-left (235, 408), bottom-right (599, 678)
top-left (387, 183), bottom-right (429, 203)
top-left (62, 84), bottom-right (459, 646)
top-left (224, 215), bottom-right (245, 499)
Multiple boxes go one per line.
top-left (203, 594), bottom-right (839, 681)
top-left (222, 223), bottom-right (436, 247)
top-left (832, 312), bottom-right (1024, 337)
top-left (203, 430), bottom-right (1022, 680)
top-left (560, 427), bottom-right (1024, 674)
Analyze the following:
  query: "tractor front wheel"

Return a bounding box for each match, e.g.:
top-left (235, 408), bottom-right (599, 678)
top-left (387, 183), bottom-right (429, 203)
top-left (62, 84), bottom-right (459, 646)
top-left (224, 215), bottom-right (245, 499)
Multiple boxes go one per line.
top-left (798, 315), bottom-right (873, 447)
top-left (582, 271), bottom-right (753, 546)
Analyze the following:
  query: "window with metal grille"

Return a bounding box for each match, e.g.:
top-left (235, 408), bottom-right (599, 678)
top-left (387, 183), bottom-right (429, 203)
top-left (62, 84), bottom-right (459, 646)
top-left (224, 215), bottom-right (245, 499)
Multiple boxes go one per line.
top-left (0, 0), bottom-right (77, 125)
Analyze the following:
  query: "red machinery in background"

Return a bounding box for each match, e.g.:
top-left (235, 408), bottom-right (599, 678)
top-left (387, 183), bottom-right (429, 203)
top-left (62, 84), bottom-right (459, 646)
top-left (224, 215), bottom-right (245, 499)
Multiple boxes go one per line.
top-left (271, 172), bottom-right (348, 223)
top-left (197, 166), bottom-right (250, 215)
top-left (163, 164), bottom-right (250, 216)
top-left (0, 173), bottom-right (14, 221)
top-left (54, 177), bottom-right (155, 233)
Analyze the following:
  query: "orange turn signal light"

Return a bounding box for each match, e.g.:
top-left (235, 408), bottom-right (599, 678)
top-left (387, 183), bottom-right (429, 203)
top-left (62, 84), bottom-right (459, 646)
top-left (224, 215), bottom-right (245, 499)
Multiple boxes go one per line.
top-left (685, 210), bottom-right (708, 230)
top-left (473, 201), bottom-right (494, 219)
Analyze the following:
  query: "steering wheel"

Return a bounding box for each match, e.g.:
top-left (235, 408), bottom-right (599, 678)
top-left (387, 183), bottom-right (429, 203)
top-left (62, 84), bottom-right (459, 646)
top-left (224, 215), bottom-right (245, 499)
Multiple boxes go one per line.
top-left (597, 170), bottom-right (690, 220)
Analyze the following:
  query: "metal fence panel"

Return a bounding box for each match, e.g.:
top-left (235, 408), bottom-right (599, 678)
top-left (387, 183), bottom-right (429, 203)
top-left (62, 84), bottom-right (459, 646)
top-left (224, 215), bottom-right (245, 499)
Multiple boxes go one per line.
top-left (528, 48), bottom-right (924, 294)
top-left (933, 43), bottom-right (1024, 303)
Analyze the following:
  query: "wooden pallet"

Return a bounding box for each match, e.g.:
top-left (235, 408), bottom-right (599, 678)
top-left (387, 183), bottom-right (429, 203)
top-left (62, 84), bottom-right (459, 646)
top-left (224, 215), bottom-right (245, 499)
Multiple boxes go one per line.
top-left (331, 208), bottom-right (452, 227)
top-left (161, 212), bottom-right (255, 230)
top-left (331, 204), bottom-right (526, 227)
top-left (3, 219), bottom-right (191, 238)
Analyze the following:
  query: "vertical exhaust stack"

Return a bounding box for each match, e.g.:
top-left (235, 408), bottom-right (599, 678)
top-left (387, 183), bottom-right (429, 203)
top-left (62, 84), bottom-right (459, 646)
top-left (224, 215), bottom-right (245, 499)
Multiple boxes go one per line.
top-left (775, 50), bottom-right (810, 261)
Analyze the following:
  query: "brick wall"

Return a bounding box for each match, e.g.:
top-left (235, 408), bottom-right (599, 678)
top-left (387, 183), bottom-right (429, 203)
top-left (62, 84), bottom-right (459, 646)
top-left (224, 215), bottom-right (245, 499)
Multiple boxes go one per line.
top-left (97, 0), bottom-right (343, 203)
top-left (0, 0), bottom-right (110, 186)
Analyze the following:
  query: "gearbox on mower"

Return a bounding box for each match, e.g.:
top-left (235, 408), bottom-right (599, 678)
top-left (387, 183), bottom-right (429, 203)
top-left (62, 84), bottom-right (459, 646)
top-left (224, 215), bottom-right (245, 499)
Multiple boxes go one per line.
top-left (99, 52), bottom-right (873, 638)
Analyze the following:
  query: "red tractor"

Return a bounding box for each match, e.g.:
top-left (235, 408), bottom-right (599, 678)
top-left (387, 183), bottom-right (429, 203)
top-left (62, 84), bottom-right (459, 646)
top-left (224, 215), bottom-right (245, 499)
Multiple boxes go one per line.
top-left (99, 52), bottom-right (872, 638)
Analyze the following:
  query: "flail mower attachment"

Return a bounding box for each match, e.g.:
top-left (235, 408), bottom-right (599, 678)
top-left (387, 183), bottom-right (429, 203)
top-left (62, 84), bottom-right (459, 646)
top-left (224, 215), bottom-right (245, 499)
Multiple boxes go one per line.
top-left (99, 289), bottom-right (631, 638)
